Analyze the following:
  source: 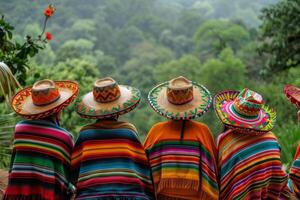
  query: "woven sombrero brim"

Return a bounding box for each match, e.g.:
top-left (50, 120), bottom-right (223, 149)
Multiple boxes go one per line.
top-left (76, 85), bottom-right (140, 119)
top-left (214, 90), bottom-right (276, 133)
top-left (148, 81), bottom-right (212, 120)
top-left (11, 81), bottom-right (79, 119)
top-left (284, 85), bottom-right (300, 109)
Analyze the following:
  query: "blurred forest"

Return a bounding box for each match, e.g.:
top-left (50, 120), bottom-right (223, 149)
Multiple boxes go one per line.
top-left (0, 0), bottom-right (299, 168)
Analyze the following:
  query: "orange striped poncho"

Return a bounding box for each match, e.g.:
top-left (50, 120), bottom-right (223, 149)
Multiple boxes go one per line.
top-left (144, 120), bottom-right (219, 199)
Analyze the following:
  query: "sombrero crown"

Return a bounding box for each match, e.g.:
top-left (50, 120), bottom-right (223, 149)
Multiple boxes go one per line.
top-left (148, 76), bottom-right (211, 120)
top-left (232, 88), bottom-right (263, 118)
top-left (76, 77), bottom-right (140, 119)
top-left (214, 88), bottom-right (276, 133)
top-left (11, 79), bottom-right (79, 119)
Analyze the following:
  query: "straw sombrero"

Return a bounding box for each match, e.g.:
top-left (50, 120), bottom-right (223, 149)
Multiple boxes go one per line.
top-left (11, 79), bottom-right (79, 119)
top-left (76, 77), bottom-right (140, 119)
top-left (214, 88), bottom-right (276, 133)
top-left (284, 85), bottom-right (300, 109)
top-left (148, 76), bottom-right (212, 120)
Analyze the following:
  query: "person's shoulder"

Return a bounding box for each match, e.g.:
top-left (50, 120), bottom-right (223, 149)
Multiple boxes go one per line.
top-left (148, 121), bottom-right (170, 131)
top-left (262, 131), bottom-right (279, 141)
top-left (189, 120), bottom-right (211, 131)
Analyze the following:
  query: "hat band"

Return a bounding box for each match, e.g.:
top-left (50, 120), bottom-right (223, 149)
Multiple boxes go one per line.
top-left (93, 84), bottom-right (121, 103)
top-left (32, 87), bottom-right (61, 106)
top-left (33, 95), bottom-right (61, 106)
top-left (230, 104), bottom-right (259, 120)
top-left (167, 87), bottom-right (194, 105)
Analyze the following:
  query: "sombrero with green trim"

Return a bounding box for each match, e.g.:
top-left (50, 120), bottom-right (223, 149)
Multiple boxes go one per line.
top-left (214, 88), bottom-right (276, 133)
top-left (284, 85), bottom-right (300, 109)
top-left (148, 76), bottom-right (212, 120)
top-left (76, 77), bottom-right (140, 119)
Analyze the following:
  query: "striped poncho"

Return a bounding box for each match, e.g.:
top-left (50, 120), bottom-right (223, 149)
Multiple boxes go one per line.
top-left (218, 130), bottom-right (288, 200)
top-left (288, 144), bottom-right (300, 198)
top-left (3, 119), bottom-right (74, 200)
top-left (71, 120), bottom-right (154, 199)
top-left (144, 120), bottom-right (219, 200)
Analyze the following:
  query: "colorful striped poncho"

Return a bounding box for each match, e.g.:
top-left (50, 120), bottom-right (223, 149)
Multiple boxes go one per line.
top-left (3, 119), bottom-right (74, 200)
top-left (218, 130), bottom-right (288, 200)
top-left (71, 120), bottom-right (154, 199)
top-left (144, 120), bottom-right (219, 200)
top-left (288, 143), bottom-right (300, 198)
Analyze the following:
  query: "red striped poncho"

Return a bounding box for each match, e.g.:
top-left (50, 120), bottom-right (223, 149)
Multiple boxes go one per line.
top-left (218, 129), bottom-right (288, 199)
top-left (3, 119), bottom-right (74, 200)
top-left (288, 144), bottom-right (300, 198)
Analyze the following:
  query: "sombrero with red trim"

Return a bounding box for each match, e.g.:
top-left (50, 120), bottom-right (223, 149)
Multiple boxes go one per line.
top-left (11, 80), bottom-right (79, 119)
top-left (284, 85), bottom-right (300, 109)
top-left (214, 88), bottom-right (276, 133)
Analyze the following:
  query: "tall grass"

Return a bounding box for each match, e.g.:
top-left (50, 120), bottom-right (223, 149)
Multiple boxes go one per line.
top-left (276, 121), bottom-right (300, 168)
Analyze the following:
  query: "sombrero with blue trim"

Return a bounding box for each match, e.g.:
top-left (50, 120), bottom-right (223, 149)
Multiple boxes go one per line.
top-left (214, 88), bottom-right (276, 133)
top-left (148, 76), bottom-right (212, 120)
top-left (284, 85), bottom-right (300, 109)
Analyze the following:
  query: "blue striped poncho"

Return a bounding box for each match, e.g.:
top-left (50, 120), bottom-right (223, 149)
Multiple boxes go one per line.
top-left (71, 120), bottom-right (154, 199)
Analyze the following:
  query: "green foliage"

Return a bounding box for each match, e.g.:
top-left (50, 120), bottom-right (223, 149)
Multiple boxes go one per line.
top-left (276, 122), bottom-right (300, 167)
top-left (154, 55), bottom-right (202, 82)
top-left (56, 39), bottom-right (94, 62)
top-left (194, 20), bottom-right (250, 60)
top-left (200, 48), bottom-right (246, 94)
top-left (259, 0), bottom-right (300, 72)
top-left (0, 16), bottom-right (46, 84)
top-left (117, 42), bottom-right (175, 96)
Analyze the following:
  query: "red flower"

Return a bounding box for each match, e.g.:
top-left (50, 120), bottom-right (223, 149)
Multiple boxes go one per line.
top-left (45, 32), bottom-right (53, 40)
top-left (44, 5), bottom-right (54, 17)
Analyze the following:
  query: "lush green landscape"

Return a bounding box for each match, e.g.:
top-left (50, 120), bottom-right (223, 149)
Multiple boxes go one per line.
top-left (0, 0), bottom-right (299, 168)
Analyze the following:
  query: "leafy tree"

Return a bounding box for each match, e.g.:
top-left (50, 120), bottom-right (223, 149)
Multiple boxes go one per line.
top-left (69, 19), bottom-right (97, 41)
top-left (129, 14), bottom-right (169, 39)
top-left (0, 15), bottom-right (51, 84)
top-left (115, 26), bottom-right (145, 63)
top-left (154, 55), bottom-right (202, 82)
top-left (55, 39), bottom-right (94, 62)
top-left (104, 0), bottom-right (151, 28)
top-left (159, 30), bottom-right (193, 56)
top-left (175, 10), bottom-right (204, 37)
top-left (237, 42), bottom-right (267, 79)
top-left (191, 1), bottom-right (214, 18)
top-left (94, 51), bottom-right (117, 77)
top-left (117, 42), bottom-right (175, 96)
top-left (200, 48), bottom-right (246, 94)
top-left (259, 0), bottom-right (300, 72)
top-left (194, 20), bottom-right (250, 60)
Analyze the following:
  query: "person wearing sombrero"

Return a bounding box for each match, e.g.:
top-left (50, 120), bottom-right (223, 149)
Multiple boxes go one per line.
top-left (144, 76), bottom-right (218, 199)
top-left (284, 85), bottom-right (300, 198)
top-left (3, 79), bottom-right (79, 200)
top-left (71, 77), bottom-right (154, 199)
top-left (214, 88), bottom-right (288, 199)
